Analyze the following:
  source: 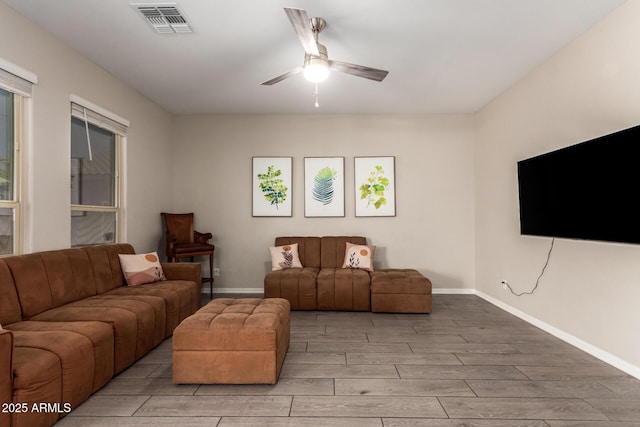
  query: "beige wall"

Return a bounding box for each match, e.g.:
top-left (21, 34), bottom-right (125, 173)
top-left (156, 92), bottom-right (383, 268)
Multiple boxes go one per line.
top-left (0, 2), bottom-right (174, 252)
top-left (172, 114), bottom-right (476, 292)
top-left (476, 0), bottom-right (640, 372)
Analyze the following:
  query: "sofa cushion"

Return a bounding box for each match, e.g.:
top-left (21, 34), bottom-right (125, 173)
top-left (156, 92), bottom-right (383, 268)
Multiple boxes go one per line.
top-left (118, 252), bottom-right (166, 286)
top-left (269, 243), bottom-right (303, 270)
top-left (320, 236), bottom-right (366, 268)
top-left (83, 294), bottom-right (166, 351)
top-left (264, 268), bottom-right (319, 310)
top-left (11, 346), bottom-right (62, 427)
top-left (82, 244), bottom-right (135, 293)
top-left (370, 269), bottom-right (432, 313)
top-left (317, 268), bottom-right (371, 311)
top-left (0, 259), bottom-right (22, 325)
top-left (29, 294), bottom-right (165, 374)
top-left (159, 262), bottom-right (202, 314)
top-left (43, 249), bottom-right (98, 303)
top-left (4, 248), bottom-right (100, 319)
top-left (8, 321), bottom-right (114, 393)
top-left (105, 280), bottom-right (199, 337)
top-left (342, 242), bottom-right (376, 271)
top-left (5, 253), bottom-right (56, 319)
top-left (0, 330), bottom-right (12, 427)
top-left (12, 330), bottom-right (94, 410)
top-left (274, 237), bottom-right (321, 268)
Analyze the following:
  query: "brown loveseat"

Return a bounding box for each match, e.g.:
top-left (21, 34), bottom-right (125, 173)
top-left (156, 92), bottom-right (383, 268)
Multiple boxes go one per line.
top-left (264, 236), bottom-right (432, 313)
top-left (0, 244), bottom-right (201, 427)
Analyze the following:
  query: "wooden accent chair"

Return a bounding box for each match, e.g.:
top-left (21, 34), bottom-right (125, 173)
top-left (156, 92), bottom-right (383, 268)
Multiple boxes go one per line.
top-left (161, 212), bottom-right (215, 296)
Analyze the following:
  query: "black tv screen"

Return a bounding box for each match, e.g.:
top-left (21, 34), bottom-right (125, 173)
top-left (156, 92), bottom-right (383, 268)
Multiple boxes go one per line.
top-left (517, 124), bottom-right (640, 245)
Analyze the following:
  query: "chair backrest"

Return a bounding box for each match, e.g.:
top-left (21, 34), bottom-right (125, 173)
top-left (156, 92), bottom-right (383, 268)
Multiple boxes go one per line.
top-left (162, 212), bottom-right (195, 245)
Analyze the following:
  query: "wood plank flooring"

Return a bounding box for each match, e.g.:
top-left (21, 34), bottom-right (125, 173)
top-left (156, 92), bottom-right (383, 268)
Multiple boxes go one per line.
top-left (56, 294), bottom-right (640, 426)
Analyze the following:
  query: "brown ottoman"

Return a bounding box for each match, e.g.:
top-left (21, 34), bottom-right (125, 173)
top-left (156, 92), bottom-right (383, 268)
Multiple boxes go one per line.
top-left (370, 269), bottom-right (432, 313)
top-left (172, 298), bottom-right (290, 384)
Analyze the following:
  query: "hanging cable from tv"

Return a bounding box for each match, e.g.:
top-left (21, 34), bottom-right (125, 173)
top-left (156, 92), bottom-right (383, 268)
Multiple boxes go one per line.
top-left (501, 238), bottom-right (555, 296)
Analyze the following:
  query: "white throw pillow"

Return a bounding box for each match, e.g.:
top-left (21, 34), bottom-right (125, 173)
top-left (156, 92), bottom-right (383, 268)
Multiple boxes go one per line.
top-left (269, 243), bottom-right (303, 271)
top-left (118, 252), bottom-right (167, 286)
top-left (342, 242), bottom-right (376, 272)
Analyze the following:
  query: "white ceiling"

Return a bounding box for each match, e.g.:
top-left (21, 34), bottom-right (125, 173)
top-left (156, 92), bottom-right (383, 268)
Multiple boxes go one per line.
top-left (2, 0), bottom-right (625, 115)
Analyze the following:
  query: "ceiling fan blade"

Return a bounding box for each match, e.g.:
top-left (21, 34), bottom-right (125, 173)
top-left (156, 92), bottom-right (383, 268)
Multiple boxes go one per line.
top-left (261, 66), bottom-right (303, 85)
top-left (329, 60), bottom-right (389, 82)
top-left (284, 8), bottom-right (319, 56)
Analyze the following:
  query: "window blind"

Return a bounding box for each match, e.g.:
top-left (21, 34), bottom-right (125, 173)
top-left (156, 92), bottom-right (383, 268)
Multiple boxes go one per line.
top-left (71, 102), bottom-right (128, 136)
top-left (0, 67), bottom-right (34, 97)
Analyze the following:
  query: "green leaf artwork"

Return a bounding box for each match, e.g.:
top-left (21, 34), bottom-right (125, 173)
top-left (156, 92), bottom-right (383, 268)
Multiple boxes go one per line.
top-left (257, 165), bottom-right (288, 210)
top-left (359, 165), bottom-right (389, 209)
top-left (312, 166), bottom-right (337, 206)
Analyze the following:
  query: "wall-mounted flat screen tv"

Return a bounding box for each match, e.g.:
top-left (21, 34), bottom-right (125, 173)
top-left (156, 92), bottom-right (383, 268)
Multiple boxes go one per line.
top-left (517, 124), bottom-right (640, 245)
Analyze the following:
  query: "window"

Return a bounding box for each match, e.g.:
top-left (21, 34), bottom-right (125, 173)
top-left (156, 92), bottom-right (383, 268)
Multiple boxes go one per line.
top-left (0, 59), bottom-right (34, 255)
top-left (0, 88), bottom-right (18, 254)
top-left (70, 100), bottom-right (127, 247)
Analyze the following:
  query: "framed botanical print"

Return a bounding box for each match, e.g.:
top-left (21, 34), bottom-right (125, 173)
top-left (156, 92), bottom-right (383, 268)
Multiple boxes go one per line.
top-left (252, 157), bottom-right (292, 217)
top-left (354, 156), bottom-right (396, 217)
top-left (304, 157), bottom-right (345, 217)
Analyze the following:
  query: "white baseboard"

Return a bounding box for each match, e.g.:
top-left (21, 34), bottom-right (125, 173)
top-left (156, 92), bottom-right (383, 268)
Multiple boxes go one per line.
top-left (432, 288), bottom-right (475, 295)
top-left (475, 290), bottom-right (640, 380)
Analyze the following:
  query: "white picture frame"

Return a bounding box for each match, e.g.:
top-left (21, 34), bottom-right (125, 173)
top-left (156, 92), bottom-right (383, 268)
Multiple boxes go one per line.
top-left (252, 156), bottom-right (292, 217)
top-left (354, 156), bottom-right (396, 217)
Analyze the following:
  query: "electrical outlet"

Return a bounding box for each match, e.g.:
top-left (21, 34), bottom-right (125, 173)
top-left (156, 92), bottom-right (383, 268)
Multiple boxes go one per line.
top-left (213, 268), bottom-right (220, 277)
top-left (501, 280), bottom-right (508, 290)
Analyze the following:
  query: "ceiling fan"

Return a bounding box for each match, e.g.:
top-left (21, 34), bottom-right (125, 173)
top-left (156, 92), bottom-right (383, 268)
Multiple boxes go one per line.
top-left (261, 8), bottom-right (389, 87)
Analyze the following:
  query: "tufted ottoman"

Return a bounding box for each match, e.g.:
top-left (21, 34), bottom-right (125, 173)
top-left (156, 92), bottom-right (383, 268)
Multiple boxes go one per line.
top-left (172, 298), bottom-right (290, 384)
top-left (370, 269), bottom-right (432, 313)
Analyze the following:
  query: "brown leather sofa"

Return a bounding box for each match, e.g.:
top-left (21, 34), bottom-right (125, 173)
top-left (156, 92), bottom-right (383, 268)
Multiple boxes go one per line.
top-left (264, 236), bottom-right (432, 313)
top-left (0, 244), bottom-right (201, 427)
top-left (264, 236), bottom-right (371, 310)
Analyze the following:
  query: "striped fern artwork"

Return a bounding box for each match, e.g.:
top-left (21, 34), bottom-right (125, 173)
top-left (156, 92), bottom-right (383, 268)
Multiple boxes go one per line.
top-left (304, 157), bottom-right (344, 217)
top-left (312, 166), bottom-right (337, 205)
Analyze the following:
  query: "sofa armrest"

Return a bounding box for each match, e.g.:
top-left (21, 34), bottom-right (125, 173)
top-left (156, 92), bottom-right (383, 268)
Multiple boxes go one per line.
top-left (161, 262), bottom-right (201, 284)
top-left (0, 329), bottom-right (13, 424)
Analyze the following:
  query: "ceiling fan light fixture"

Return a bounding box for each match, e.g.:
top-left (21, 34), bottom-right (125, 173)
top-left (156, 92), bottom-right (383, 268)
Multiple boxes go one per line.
top-left (261, 9), bottom-right (389, 88)
top-left (303, 42), bottom-right (329, 83)
top-left (303, 60), bottom-right (329, 83)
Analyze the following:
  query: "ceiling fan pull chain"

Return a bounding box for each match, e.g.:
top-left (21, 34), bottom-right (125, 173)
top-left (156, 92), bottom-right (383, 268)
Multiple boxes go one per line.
top-left (314, 83), bottom-right (320, 108)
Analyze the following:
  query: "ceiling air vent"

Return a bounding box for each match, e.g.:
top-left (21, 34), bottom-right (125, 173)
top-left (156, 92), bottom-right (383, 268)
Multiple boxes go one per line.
top-left (131, 3), bottom-right (193, 34)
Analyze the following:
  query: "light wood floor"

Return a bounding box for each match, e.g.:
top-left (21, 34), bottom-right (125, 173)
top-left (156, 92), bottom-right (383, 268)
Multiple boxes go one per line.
top-left (56, 294), bottom-right (640, 426)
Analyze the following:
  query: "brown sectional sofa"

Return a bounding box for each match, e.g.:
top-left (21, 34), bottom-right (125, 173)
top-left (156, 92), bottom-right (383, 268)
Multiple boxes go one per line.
top-left (0, 244), bottom-right (201, 427)
top-left (370, 268), bottom-right (433, 313)
top-left (264, 236), bottom-right (432, 313)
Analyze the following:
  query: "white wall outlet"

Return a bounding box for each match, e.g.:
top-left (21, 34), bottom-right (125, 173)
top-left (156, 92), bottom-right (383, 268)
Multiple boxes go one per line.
top-left (213, 268), bottom-right (220, 277)
top-left (501, 280), bottom-right (508, 290)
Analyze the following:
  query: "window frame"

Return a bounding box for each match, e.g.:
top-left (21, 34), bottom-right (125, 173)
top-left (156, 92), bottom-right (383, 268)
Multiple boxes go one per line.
top-left (70, 101), bottom-right (126, 247)
top-left (0, 90), bottom-right (23, 255)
